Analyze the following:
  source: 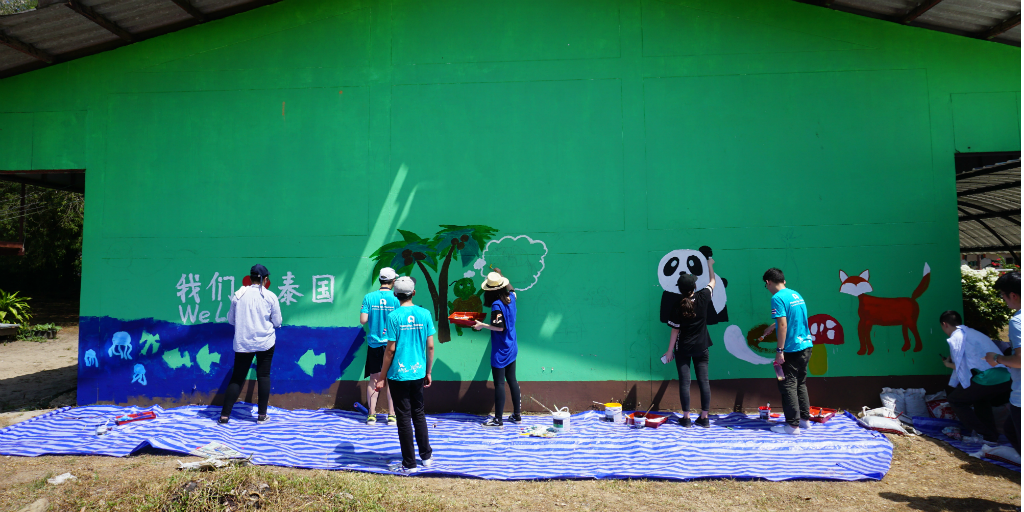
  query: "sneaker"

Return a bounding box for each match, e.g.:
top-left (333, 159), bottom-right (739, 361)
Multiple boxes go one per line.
top-left (680, 416), bottom-right (692, 428)
top-left (420, 457), bottom-right (434, 468)
top-left (217, 416), bottom-right (230, 425)
top-left (695, 417), bottom-right (710, 429)
top-left (386, 414), bottom-right (397, 426)
top-left (366, 415), bottom-right (377, 425)
top-left (482, 417), bottom-right (503, 427)
top-left (771, 424), bottom-right (801, 435)
top-left (799, 419), bottom-right (811, 430)
top-left (388, 462), bottom-right (414, 473)
top-left (257, 414), bottom-right (270, 425)
top-left (507, 414), bottom-right (522, 424)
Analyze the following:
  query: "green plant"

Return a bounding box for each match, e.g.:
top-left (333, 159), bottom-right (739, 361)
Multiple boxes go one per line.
top-left (0, 289), bottom-right (31, 325)
top-left (961, 265), bottom-right (1017, 338)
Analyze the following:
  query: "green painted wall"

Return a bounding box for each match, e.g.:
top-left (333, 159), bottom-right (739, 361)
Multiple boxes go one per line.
top-left (1, 0), bottom-right (1019, 387)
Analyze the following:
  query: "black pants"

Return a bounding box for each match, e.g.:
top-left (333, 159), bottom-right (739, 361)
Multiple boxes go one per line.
top-left (221, 345), bottom-right (275, 418)
top-left (492, 361), bottom-right (521, 418)
top-left (675, 349), bottom-right (710, 413)
top-left (1007, 405), bottom-right (1021, 454)
top-left (389, 378), bottom-right (432, 469)
top-left (777, 347), bottom-right (811, 427)
top-left (946, 381), bottom-right (1012, 441)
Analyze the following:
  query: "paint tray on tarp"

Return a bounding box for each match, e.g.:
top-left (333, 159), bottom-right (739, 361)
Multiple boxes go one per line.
top-left (627, 412), bottom-right (668, 428)
top-left (114, 411), bottom-right (156, 425)
top-left (448, 312), bottom-right (486, 327)
top-left (809, 407), bottom-right (837, 423)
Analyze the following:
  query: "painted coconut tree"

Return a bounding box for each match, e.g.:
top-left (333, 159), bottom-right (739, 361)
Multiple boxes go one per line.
top-left (370, 225), bottom-right (498, 343)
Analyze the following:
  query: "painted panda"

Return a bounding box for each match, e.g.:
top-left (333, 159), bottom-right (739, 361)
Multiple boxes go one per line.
top-left (657, 246), bottom-right (728, 325)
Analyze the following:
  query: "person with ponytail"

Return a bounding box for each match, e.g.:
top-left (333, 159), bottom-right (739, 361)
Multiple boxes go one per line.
top-left (662, 257), bottom-right (716, 428)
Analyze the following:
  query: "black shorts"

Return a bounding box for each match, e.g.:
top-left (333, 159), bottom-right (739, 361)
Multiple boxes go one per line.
top-left (364, 345), bottom-right (386, 378)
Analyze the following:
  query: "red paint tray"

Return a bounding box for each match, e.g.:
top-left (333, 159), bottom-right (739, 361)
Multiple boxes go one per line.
top-left (627, 412), bottom-right (669, 428)
top-left (448, 312), bottom-right (486, 327)
top-left (809, 407), bottom-right (837, 423)
top-left (114, 411), bottom-right (157, 425)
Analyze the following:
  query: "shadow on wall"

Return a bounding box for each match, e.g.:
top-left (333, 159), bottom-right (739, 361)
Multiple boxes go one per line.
top-left (77, 316), bottom-right (365, 406)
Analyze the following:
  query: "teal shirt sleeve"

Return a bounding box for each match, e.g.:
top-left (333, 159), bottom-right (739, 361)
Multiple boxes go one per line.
top-left (360, 294), bottom-right (370, 314)
top-left (384, 312), bottom-right (398, 342)
top-left (771, 294), bottom-right (786, 319)
top-left (425, 309), bottom-right (437, 337)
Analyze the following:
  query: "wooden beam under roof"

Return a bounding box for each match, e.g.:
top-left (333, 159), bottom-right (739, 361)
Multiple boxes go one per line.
top-left (901, 0), bottom-right (944, 24)
top-left (170, 0), bottom-right (208, 22)
top-left (0, 31), bottom-right (54, 63)
top-left (982, 13), bottom-right (1021, 40)
top-left (66, 0), bottom-right (135, 43)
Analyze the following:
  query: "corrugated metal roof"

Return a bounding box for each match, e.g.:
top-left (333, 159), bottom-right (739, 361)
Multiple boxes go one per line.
top-left (957, 158), bottom-right (1021, 255)
top-left (0, 0), bottom-right (278, 79)
top-left (802, 0), bottom-right (1021, 45)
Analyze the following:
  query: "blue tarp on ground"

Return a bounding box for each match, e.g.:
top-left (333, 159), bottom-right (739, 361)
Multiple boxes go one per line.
top-left (0, 405), bottom-right (892, 481)
top-left (912, 416), bottom-right (1020, 472)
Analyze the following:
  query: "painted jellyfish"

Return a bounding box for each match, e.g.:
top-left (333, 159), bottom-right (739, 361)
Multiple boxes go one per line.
top-left (131, 364), bottom-right (147, 385)
top-left (108, 331), bottom-right (133, 360)
top-left (84, 349), bottom-right (99, 367)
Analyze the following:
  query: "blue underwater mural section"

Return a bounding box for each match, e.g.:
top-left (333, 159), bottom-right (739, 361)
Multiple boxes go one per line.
top-left (78, 316), bottom-right (365, 405)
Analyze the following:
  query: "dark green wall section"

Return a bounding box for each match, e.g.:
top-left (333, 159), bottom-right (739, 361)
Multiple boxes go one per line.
top-left (0, 0), bottom-right (1019, 389)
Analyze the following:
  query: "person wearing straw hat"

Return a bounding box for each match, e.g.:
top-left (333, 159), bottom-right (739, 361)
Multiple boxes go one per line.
top-left (473, 270), bottom-right (521, 427)
top-left (359, 267), bottom-right (401, 426)
top-left (219, 264), bottom-right (282, 425)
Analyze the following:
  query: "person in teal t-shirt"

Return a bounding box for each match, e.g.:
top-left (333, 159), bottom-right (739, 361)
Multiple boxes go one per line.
top-left (377, 276), bottom-right (435, 471)
top-left (359, 267), bottom-right (401, 426)
top-left (760, 267), bottom-right (813, 435)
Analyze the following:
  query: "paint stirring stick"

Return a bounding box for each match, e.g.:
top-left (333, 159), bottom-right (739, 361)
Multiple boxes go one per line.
top-left (530, 396), bottom-right (555, 415)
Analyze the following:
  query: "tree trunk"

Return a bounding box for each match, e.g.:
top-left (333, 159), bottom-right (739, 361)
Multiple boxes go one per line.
top-left (415, 260), bottom-right (441, 321)
top-left (435, 246), bottom-right (455, 343)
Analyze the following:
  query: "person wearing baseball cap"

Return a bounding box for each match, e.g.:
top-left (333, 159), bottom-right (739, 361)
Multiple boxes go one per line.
top-left (376, 276), bottom-right (435, 471)
top-left (359, 267), bottom-right (401, 425)
top-left (219, 264), bottom-right (282, 425)
top-left (473, 270), bottom-right (521, 427)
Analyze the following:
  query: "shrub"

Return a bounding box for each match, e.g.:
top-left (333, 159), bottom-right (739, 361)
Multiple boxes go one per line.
top-left (961, 265), bottom-right (1016, 338)
top-left (0, 289), bottom-right (31, 325)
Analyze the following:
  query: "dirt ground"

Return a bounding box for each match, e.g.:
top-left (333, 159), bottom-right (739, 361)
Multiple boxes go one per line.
top-left (0, 329), bottom-right (1020, 511)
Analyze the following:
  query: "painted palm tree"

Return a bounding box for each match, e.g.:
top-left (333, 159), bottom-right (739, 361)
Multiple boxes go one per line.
top-left (430, 225), bottom-right (498, 343)
top-left (369, 230), bottom-right (441, 319)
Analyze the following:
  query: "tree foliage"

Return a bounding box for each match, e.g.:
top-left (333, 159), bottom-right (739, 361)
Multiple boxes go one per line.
top-left (961, 265), bottom-right (1017, 338)
top-left (0, 182), bottom-right (84, 297)
top-left (0, 0), bottom-right (37, 15)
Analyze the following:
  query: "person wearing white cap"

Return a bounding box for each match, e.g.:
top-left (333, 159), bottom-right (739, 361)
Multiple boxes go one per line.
top-left (359, 267), bottom-right (401, 426)
top-left (376, 276), bottom-right (435, 471)
top-left (473, 270), bottom-right (521, 427)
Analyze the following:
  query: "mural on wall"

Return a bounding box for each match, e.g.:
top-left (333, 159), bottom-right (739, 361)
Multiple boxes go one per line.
top-left (722, 314), bottom-right (845, 375)
top-left (657, 246), bottom-right (728, 326)
top-left (839, 263), bottom-right (930, 355)
top-left (78, 316), bottom-right (365, 405)
top-left (370, 226), bottom-right (548, 342)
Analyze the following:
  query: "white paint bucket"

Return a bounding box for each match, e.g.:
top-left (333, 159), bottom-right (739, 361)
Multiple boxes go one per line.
top-left (604, 403), bottom-right (622, 421)
top-left (552, 407), bottom-right (571, 432)
top-left (633, 415), bottom-right (647, 428)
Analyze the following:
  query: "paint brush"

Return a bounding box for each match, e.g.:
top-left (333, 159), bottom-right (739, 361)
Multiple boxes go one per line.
top-left (530, 396), bottom-right (555, 414)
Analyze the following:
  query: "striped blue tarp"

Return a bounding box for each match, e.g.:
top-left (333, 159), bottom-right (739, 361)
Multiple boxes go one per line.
top-left (912, 416), bottom-right (1021, 472)
top-left (0, 405), bottom-right (892, 481)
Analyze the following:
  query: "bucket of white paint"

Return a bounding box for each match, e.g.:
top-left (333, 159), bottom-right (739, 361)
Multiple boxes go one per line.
top-left (604, 403), bottom-right (622, 421)
top-left (552, 407), bottom-right (571, 432)
top-left (633, 414), bottom-right (647, 429)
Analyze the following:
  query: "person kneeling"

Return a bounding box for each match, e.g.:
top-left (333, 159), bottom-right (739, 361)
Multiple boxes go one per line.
top-left (939, 310), bottom-right (1011, 443)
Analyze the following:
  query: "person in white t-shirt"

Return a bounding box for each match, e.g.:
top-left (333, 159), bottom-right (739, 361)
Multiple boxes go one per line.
top-left (219, 264), bottom-right (282, 425)
top-left (985, 271), bottom-right (1021, 454)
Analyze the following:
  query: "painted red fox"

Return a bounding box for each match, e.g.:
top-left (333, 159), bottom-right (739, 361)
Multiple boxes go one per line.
top-left (838, 263), bottom-right (930, 355)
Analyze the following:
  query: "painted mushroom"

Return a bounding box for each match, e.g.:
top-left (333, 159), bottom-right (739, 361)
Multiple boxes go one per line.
top-left (807, 314), bottom-right (844, 375)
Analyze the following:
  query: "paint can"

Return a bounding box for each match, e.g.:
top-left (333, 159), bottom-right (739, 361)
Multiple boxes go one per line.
top-left (552, 407), bottom-right (571, 432)
top-left (758, 406), bottom-right (771, 420)
top-left (633, 415), bottom-right (647, 429)
top-left (604, 403), bottom-right (622, 422)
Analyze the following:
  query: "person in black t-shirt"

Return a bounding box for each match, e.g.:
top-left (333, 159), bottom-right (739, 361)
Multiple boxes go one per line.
top-left (662, 257), bottom-right (717, 428)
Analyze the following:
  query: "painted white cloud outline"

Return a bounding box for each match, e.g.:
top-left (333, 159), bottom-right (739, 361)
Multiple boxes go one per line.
top-left (477, 235), bottom-right (548, 291)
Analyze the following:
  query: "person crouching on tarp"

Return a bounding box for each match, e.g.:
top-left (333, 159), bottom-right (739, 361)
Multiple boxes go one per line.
top-left (219, 264), bottom-right (282, 425)
top-left (473, 270), bottom-right (521, 427)
top-left (662, 257), bottom-right (717, 428)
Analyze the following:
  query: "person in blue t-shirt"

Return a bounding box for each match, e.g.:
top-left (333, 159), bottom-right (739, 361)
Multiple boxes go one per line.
top-left (359, 267), bottom-right (401, 426)
top-left (377, 276), bottom-right (435, 471)
top-left (760, 268), bottom-right (813, 435)
top-left (986, 271), bottom-right (1021, 454)
top-left (473, 271), bottom-right (520, 427)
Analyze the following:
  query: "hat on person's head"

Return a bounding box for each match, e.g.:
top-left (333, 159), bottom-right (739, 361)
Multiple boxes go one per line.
top-left (393, 276), bottom-right (415, 295)
top-left (250, 264), bottom-right (270, 279)
top-left (676, 273), bottom-right (698, 295)
top-left (379, 267), bottom-right (398, 282)
top-left (481, 272), bottom-right (510, 291)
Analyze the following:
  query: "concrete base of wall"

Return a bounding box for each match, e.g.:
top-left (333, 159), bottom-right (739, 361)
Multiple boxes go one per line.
top-left (110, 375), bottom-right (951, 414)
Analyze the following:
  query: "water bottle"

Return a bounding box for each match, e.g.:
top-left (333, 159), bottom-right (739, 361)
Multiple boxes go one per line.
top-left (773, 361), bottom-right (785, 381)
top-left (354, 402), bottom-right (369, 415)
